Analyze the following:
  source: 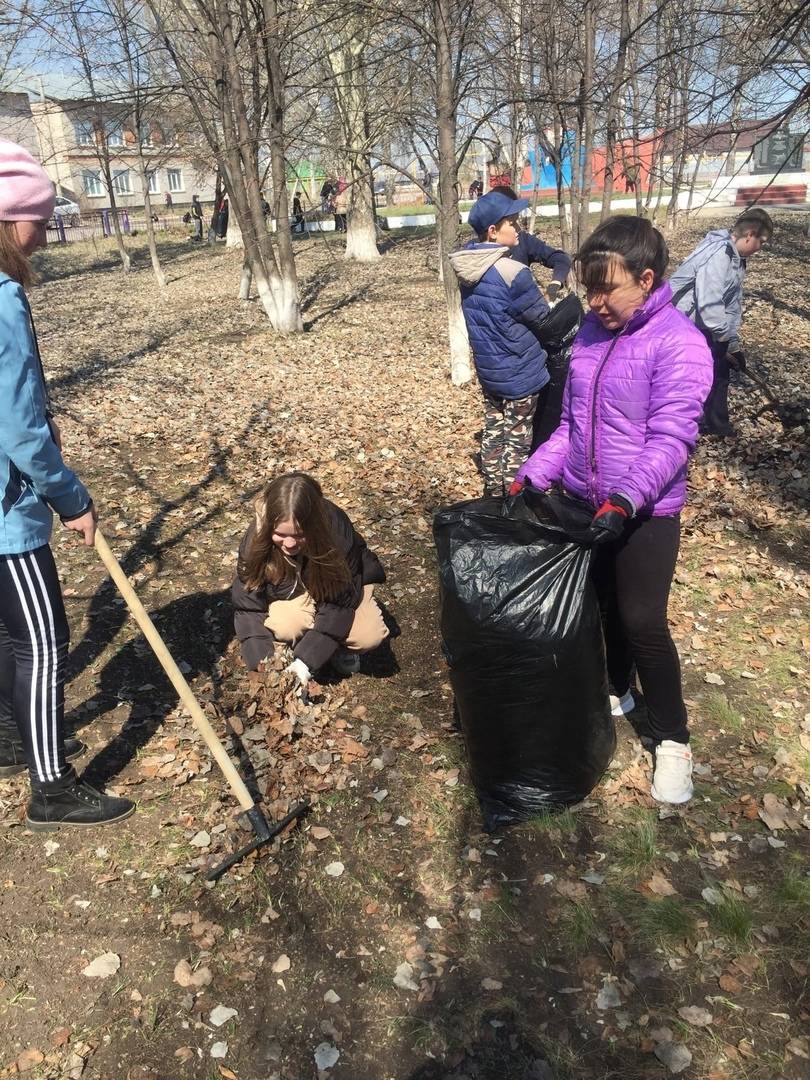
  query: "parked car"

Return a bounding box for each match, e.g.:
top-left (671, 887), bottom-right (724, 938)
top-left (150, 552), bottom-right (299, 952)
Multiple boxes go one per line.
top-left (52, 196), bottom-right (81, 226)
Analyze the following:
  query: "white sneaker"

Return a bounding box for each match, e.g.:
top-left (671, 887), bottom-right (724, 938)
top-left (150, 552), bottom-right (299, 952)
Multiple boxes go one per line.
top-left (609, 690), bottom-right (635, 717)
top-left (650, 740), bottom-right (694, 804)
top-left (331, 648), bottom-right (361, 676)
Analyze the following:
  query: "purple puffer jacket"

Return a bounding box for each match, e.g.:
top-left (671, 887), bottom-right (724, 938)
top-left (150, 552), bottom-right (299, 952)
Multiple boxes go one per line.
top-left (515, 282), bottom-right (713, 516)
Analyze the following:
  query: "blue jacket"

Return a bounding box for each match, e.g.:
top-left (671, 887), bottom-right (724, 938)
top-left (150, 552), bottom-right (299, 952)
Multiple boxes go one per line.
top-left (449, 243), bottom-right (550, 399)
top-left (0, 273), bottom-right (91, 554)
top-left (510, 231), bottom-right (571, 282)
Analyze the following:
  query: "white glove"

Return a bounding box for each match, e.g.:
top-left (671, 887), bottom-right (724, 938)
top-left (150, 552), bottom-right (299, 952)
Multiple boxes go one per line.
top-left (285, 658), bottom-right (311, 695)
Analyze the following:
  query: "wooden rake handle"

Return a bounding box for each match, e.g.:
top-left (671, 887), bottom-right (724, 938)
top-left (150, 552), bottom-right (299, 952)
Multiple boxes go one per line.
top-left (93, 528), bottom-right (255, 812)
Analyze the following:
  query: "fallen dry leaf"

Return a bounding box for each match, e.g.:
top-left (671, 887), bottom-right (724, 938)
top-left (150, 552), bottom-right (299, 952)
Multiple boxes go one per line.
top-left (645, 871), bottom-right (677, 897)
top-left (678, 1005), bottom-right (713, 1027)
top-left (173, 959), bottom-right (212, 988)
top-left (16, 1049), bottom-right (45, 1073)
top-left (758, 792), bottom-right (799, 831)
top-left (81, 952), bottom-right (120, 979)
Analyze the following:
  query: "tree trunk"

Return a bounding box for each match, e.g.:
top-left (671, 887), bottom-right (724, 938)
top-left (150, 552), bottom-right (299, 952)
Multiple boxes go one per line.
top-left (600, 0), bottom-right (631, 221)
top-left (261, 0), bottom-right (303, 327)
top-left (326, 25), bottom-right (380, 262)
top-left (104, 175), bottom-right (131, 272)
top-left (552, 121), bottom-right (572, 249)
top-left (345, 162), bottom-right (379, 261)
top-left (434, 0), bottom-right (471, 385)
top-left (135, 151), bottom-right (166, 289)
top-left (576, 0), bottom-right (596, 245)
top-left (239, 256), bottom-right (252, 300)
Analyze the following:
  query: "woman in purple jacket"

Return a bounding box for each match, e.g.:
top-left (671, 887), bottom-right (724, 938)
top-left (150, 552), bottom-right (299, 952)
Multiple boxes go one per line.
top-left (512, 217), bottom-right (713, 805)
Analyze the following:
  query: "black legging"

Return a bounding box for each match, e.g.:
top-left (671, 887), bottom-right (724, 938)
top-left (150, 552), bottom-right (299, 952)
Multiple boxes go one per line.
top-left (591, 514), bottom-right (688, 745)
top-left (0, 545), bottom-right (70, 782)
top-left (702, 338), bottom-right (732, 433)
top-left (531, 348), bottom-right (570, 449)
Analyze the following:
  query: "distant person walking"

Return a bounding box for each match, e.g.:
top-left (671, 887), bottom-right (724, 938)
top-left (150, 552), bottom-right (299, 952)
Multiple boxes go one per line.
top-left (321, 177), bottom-right (336, 212)
top-left (623, 161), bottom-right (640, 193)
top-left (334, 182), bottom-right (348, 233)
top-left (216, 196), bottom-right (229, 240)
top-left (0, 140), bottom-right (134, 829)
top-left (292, 192), bottom-right (305, 234)
top-left (164, 191), bottom-right (173, 211)
top-left (190, 194), bottom-right (203, 242)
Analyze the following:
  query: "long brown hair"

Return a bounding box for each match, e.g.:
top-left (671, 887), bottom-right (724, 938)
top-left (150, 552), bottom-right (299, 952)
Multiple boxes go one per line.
top-left (0, 221), bottom-right (35, 289)
top-left (240, 472), bottom-right (352, 600)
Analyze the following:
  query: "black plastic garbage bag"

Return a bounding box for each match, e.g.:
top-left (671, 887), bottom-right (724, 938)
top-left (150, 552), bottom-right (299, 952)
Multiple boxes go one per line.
top-left (433, 490), bottom-right (615, 829)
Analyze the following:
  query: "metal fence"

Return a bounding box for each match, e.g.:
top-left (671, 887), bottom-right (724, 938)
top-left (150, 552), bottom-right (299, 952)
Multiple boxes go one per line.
top-left (46, 209), bottom-right (189, 245)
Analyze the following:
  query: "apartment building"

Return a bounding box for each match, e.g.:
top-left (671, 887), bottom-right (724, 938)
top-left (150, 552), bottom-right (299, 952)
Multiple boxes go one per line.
top-left (30, 96), bottom-right (217, 211)
top-left (0, 91), bottom-right (40, 158)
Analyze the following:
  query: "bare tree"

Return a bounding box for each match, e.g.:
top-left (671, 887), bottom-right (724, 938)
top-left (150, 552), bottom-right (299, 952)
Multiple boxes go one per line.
top-left (149, 0), bottom-right (302, 330)
top-left (99, 0), bottom-right (167, 287)
top-left (25, 0), bottom-right (133, 270)
top-left (321, 3), bottom-right (381, 261)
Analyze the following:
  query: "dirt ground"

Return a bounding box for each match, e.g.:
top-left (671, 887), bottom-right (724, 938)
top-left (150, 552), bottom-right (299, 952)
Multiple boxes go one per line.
top-left (0, 217), bottom-right (807, 1080)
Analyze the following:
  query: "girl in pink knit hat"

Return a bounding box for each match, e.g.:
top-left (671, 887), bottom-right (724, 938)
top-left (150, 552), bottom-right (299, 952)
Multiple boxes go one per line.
top-left (0, 139), bottom-right (135, 829)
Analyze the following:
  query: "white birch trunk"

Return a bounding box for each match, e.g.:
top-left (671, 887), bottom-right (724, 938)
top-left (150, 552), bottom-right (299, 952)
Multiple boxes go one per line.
top-left (239, 257), bottom-right (252, 299)
top-left (345, 177), bottom-right (380, 261)
top-left (448, 293), bottom-right (472, 386)
top-left (326, 23), bottom-right (380, 263)
top-left (434, 0), bottom-right (471, 384)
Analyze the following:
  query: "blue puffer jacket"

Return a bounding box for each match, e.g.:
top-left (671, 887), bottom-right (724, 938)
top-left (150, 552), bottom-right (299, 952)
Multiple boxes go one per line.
top-left (0, 273), bottom-right (91, 554)
top-left (449, 243), bottom-right (549, 399)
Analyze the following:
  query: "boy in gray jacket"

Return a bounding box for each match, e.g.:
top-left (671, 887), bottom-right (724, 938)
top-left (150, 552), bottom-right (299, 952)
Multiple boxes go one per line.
top-left (669, 208), bottom-right (772, 436)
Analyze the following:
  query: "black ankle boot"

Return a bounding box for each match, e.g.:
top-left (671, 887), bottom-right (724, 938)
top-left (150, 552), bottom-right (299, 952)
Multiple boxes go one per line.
top-left (0, 737), bottom-right (87, 778)
top-left (26, 770), bottom-right (135, 830)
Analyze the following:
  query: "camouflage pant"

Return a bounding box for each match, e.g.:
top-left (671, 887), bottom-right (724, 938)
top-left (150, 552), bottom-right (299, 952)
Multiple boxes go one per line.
top-left (481, 391), bottom-right (539, 497)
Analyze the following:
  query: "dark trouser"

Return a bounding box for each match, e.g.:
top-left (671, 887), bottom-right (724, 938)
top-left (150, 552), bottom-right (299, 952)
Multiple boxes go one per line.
top-left (0, 546), bottom-right (71, 782)
top-left (592, 515), bottom-right (689, 745)
top-left (701, 338), bottom-right (732, 433)
top-left (532, 349), bottom-right (569, 449)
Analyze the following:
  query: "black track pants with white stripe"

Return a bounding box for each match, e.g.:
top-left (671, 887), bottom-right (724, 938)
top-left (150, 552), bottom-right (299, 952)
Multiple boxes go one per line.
top-left (0, 545), bottom-right (70, 783)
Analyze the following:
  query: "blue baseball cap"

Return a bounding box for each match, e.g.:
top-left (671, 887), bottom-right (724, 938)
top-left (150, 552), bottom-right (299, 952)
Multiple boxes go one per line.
top-left (468, 190), bottom-right (529, 235)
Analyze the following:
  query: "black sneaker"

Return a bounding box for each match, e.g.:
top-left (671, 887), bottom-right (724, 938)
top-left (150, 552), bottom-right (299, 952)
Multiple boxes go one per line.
top-left (0, 737), bottom-right (87, 778)
top-left (26, 772), bottom-right (135, 831)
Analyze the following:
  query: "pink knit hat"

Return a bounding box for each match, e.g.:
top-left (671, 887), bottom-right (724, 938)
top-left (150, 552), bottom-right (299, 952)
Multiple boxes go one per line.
top-left (0, 139), bottom-right (56, 221)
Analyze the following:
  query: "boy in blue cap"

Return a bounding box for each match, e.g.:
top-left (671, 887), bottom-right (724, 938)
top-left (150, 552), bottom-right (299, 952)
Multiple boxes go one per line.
top-left (449, 190), bottom-right (553, 496)
top-left (489, 184), bottom-right (571, 299)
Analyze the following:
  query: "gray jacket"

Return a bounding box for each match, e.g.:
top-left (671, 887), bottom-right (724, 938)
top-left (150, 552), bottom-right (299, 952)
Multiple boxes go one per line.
top-left (668, 228), bottom-right (744, 344)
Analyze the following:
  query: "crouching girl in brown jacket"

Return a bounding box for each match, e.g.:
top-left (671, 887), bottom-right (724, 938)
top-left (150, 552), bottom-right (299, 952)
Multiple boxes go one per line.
top-left (232, 473), bottom-right (388, 691)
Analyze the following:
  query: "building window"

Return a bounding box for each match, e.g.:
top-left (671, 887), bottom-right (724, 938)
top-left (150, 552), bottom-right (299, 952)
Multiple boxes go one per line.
top-left (139, 123), bottom-right (153, 148)
top-left (106, 123), bottom-right (123, 147)
top-left (83, 169), bottom-right (104, 197)
top-left (73, 120), bottom-right (94, 146)
top-left (112, 169), bottom-right (132, 195)
top-left (167, 168), bottom-right (183, 192)
top-left (146, 170), bottom-right (159, 194)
